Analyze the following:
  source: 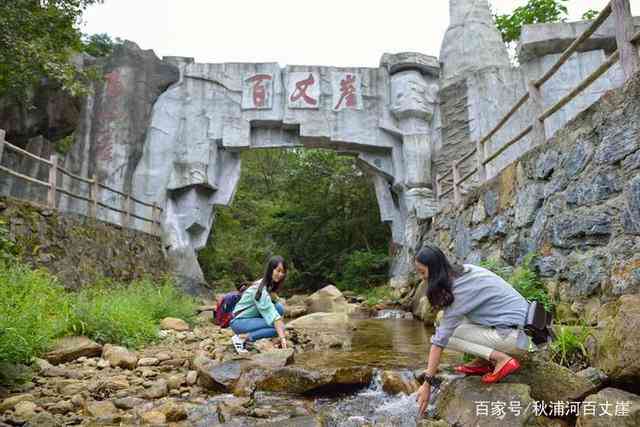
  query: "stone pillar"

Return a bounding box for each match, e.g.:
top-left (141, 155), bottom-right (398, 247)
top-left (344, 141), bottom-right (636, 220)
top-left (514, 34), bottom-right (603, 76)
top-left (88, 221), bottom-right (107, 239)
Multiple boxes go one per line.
top-left (380, 53), bottom-right (440, 294)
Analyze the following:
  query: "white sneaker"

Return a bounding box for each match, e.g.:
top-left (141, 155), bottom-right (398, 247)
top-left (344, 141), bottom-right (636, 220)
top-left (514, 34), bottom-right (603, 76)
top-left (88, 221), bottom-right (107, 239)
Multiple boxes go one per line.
top-left (232, 335), bottom-right (248, 353)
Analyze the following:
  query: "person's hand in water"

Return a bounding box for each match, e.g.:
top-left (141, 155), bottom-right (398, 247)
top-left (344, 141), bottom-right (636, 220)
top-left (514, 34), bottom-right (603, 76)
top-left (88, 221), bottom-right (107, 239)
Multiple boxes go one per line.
top-left (416, 382), bottom-right (431, 416)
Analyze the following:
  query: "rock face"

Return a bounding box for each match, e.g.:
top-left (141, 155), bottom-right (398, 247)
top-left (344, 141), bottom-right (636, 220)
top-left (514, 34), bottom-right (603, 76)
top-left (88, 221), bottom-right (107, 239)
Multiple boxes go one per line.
top-left (286, 313), bottom-right (352, 350)
top-left (593, 295), bottom-right (640, 384)
top-left (380, 370), bottom-right (419, 395)
top-left (436, 377), bottom-right (537, 427)
top-left (422, 72), bottom-right (640, 315)
top-left (305, 285), bottom-right (351, 314)
top-left (44, 336), bottom-right (102, 365)
top-left (502, 355), bottom-right (596, 402)
top-left (577, 387), bottom-right (640, 427)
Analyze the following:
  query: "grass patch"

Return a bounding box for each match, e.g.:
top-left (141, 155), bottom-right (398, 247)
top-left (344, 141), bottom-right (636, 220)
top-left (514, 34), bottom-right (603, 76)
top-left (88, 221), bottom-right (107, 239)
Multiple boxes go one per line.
top-left (549, 324), bottom-right (593, 369)
top-left (69, 278), bottom-right (197, 349)
top-left (0, 262), bottom-right (198, 371)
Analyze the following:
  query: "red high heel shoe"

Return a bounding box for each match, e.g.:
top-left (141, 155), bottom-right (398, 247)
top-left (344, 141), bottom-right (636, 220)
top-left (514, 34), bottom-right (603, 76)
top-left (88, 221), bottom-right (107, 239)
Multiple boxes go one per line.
top-left (481, 358), bottom-right (520, 384)
top-left (454, 363), bottom-right (493, 375)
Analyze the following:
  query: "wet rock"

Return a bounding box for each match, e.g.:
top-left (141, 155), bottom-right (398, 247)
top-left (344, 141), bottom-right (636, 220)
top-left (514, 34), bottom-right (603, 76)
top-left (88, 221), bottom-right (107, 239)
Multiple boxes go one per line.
top-left (381, 370), bottom-right (420, 395)
top-left (193, 356), bottom-right (245, 392)
top-left (502, 355), bottom-right (596, 402)
top-left (0, 394), bottom-right (34, 412)
top-left (305, 285), bottom-right (351, 314)
top-left (593, 295), bottom-right (640, 384)
top-left (137, 357), bottom-right (159, 367)
top-left (44, 336), bottom-right (102, 365)
top-left (160, 317), bottom-right (190, 331)
top-left (141, 410), bottom-right (166, 424)
top-left (144, 379), bottom-right (168, 399)
top-left (256, 366), bottom-right (373, 394)
top-left (113, 397), bottom-right (144, 410)
top-left (102, 344), bottom-right (138, 370)
top-left (233, 368), bottom-right (270, 397)
top-left (437, 377), bottom-right (536, 426)
top-left (577, 387), bottom-right (640, 426)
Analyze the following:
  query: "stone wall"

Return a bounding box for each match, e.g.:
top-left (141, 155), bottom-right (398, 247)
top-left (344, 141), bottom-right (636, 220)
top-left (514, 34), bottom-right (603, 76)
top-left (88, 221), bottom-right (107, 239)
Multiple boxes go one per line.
top-left (0, 196), bottom-right (169, 289)
top-left (423, 72), bottom-right (640, 323)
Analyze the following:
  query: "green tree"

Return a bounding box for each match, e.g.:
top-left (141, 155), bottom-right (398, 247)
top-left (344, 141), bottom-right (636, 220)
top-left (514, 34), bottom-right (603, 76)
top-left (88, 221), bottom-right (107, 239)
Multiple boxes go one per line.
top-left (494, 0), bottom-right (569, 44)
top-left (82, 33), bottom-right (121, 58)
top-left (581, 9), bottom-right (599, 20)
top-left (0, 0), bottom-right (103, 101)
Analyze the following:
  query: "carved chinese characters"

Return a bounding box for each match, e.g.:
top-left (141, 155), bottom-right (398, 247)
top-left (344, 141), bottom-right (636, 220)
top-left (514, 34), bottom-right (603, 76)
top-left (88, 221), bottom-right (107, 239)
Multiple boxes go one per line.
top-left (332, 72), bottom-right (362, 111)
top-left (242, 73), bottom-right (274, 110)
top-left (287, 72), bottom-right (320, 109)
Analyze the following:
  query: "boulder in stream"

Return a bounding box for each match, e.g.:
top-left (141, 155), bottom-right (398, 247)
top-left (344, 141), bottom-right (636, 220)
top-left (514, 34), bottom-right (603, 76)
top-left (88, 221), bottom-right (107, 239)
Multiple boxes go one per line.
top-left (305, 285), bottom-right (352, 314)
top-left (577, 387), bottom-right (640, 426)
top-left (256, 366), bottom-right (374, 394)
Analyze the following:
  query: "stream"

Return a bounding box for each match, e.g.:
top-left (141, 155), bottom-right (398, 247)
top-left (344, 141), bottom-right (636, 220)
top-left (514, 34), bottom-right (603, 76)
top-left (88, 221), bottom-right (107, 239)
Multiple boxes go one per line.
top-left (192, 310), bottom-right (462, 426)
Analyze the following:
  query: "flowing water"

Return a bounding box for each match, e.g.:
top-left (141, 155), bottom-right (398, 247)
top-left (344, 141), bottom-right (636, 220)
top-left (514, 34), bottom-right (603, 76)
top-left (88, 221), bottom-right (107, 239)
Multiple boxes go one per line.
top-left (296, 312), bottom-right (462, 426)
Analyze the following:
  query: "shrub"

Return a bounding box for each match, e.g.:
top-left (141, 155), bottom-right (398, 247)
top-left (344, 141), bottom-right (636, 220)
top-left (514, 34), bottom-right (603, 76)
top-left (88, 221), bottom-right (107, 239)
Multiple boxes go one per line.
top-left (338, 249), bottom-right (390, 291)
top-left (0, 264), bottom-right (72, 365)
top-left (0, 219), bottom-right (16, 264)
top-left (363, 286), bottom-right (395, 307)
top-left (68, 277), bottom-right (197, 349)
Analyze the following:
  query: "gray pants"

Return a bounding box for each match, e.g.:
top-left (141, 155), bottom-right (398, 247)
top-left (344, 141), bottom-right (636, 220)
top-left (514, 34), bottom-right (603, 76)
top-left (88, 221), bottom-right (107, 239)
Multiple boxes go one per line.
top-left (446, 319), bottom-right (528, 360)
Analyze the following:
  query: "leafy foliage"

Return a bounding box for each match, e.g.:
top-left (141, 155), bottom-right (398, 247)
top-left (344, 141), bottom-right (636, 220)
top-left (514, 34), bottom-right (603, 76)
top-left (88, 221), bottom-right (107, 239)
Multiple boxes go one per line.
top-left (0, 260), bottom-right (197, 369)
top-left (198, 148), bottom-right (391, 294)
top-left (0, 264), bottom-right (73, 365)
top-left (69, 277), bottom-right (197, 349)
top-left (549, 324), bottom-right (592, 369)
top-left (479, 254), bottom-right (553, 311)
top-left (0, 0), bottom-right (103, 101)
top-left (494, 0), bottom-right (569, 43)
top-left (0, 219), bottom-right (17, 264)
top-left (82, 33), bottom-right (121, 58)
top-left (581, 9), bottom-right (599, 20)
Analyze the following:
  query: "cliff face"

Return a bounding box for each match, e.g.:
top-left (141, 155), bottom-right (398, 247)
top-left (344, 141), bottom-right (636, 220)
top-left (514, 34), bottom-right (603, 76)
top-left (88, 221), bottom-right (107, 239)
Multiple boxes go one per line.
top-left (421, 72), bottom-right (640, 322)
top-left (0, 196), bottom-right (169, 289)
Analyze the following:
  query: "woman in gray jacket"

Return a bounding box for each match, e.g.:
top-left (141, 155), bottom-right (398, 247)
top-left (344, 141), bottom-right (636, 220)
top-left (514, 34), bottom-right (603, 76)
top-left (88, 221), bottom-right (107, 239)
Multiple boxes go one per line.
top-left (415, 245), bottom-right (531, 415)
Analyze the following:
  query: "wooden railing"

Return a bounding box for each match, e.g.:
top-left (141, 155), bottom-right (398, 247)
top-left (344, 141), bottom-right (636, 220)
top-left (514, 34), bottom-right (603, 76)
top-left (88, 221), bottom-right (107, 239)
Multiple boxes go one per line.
top-left (0, 129), bottom-right (162, 236)
top-left (436, 0), bottom-right (640, 206)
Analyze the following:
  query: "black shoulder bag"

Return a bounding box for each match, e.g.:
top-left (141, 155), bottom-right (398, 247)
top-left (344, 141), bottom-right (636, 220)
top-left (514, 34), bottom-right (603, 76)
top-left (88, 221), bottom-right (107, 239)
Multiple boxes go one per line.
top-left (524, 301), bottom-right (555, 346)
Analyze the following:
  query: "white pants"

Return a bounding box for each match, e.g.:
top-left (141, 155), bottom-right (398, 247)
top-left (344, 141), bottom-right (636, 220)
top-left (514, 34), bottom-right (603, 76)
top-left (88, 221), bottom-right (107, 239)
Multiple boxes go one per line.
top-left (445, 319), bottom-right (527, 360)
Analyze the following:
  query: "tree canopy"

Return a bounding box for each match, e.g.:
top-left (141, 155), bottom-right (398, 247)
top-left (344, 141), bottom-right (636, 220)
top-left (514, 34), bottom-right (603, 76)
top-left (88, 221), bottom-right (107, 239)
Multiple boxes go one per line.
top-left (0, 0), bottom-right (103, 100)
top-left (494, 0), bottom-right (569, 44)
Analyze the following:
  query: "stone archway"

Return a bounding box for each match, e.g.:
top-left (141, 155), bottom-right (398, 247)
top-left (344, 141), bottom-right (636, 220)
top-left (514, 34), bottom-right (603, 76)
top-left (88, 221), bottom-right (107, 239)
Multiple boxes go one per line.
top-left (131, 53), bottom-right (440, 295)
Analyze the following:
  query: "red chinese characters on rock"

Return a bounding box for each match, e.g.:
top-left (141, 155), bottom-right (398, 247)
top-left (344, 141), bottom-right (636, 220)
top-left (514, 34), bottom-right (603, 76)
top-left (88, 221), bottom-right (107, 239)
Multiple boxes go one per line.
top-left (290, 73), bottom-right (318, 106)
top-left (334, 74), bottom-right (357, 110)
top-left (247, 74), bottom-right (272, 108)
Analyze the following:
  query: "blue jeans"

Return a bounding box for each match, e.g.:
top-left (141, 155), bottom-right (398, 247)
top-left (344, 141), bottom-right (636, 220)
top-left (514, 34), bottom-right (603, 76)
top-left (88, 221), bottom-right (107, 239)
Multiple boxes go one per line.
top-left (230, 303), bottom-right (285, 342)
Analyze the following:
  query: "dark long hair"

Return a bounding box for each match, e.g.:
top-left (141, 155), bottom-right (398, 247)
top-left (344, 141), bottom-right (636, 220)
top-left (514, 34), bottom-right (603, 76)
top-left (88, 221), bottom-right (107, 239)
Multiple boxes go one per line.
top-left (415, 245), bottom-right (463, 310)
top-left (255, 255), bottom-right (288, 301)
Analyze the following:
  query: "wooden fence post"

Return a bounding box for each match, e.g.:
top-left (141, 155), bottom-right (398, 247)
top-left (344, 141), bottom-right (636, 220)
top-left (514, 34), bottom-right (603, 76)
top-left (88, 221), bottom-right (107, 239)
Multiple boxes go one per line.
top-left (47, 154), bottom-right (58, 209)
top-left (612, 0), bottom-right (640, 81)
top-left (90, 174), bottom-right (98, 219)
top-left (476, 140), bottom-right (487, 182)
top-left (123, 194), bottom-right (131, 228)
top-left (152, 203), bottom-right (161, 236)
top-left (452, 162), bottom-right (461, 206)
top-left (0, 130), bottom-right (5, 166)
top-left (528, 81), bottom-right (547, 146)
